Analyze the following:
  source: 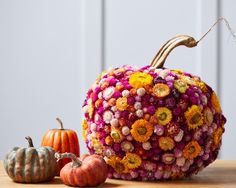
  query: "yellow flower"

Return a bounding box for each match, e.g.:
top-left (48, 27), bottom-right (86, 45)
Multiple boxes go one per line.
top-left (211, 92), bottom-right (222, 113)
top-left (185, 105), bottom-right (203, 130)
top-left (158, 136), bottom-right (175, 151)
top-left (196, 81), bottom-right (208, 92)
top-left (213, 127), bottom-right (223, 149)
top-left (92, 138), bottom-right (103, 154)
top-left (180, 75), bottom-right (196, 86)
top-left (110, 128), bottom-right (123, 143)
top-left (122, 153), bottom-right (142, 169)
top-left (130, 119), bottom-right (154, 142)
top-left (107, 156), bottom-right (129, 173)
top-left (173, 70), bottom-right (184, 75)
top-left (183, 141), bottom-right (202, 160)
top-left (129, 72), bottom-right (153, 89)
top-left (203, 107), bottom-right (213, 126)
top-left (87, 99), bottom-right (94, 119)
top-left (155, 107), bottom-right (172, 126)
top-left (116, 97), bottom-right (128, 111)
top-left (153, 83), bottom-right (170, 98)
top-left (174, 79), bottom-right (188, 93)
top-left (82, 119), bottom-right (88, 141)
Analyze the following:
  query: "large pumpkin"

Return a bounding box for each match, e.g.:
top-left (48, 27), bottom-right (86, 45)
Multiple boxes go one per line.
top-left (55, 152), bottom-right (108, 187)
top-left (4, 136), bottom-right (56, 183)
top-left (82, 35), bottom-right (226, 180)
top-left (41, 118), bottom-right (80, 175)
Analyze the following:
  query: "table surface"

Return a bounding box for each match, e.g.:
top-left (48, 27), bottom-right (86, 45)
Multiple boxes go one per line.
top-left (1, 160), bottom-right (236, 188)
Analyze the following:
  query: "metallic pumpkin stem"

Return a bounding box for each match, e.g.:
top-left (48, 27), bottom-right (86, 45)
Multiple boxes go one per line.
top-left (150, 17), bottom-right (236, 68)
top-left (25, 136), bottom-right (34, 147)
top-left (56, 117), bottom-right (64, 130)
top-left (150, 35), bottom-right (197, 68)
top-left (55, 152), bottom-right (82, 168)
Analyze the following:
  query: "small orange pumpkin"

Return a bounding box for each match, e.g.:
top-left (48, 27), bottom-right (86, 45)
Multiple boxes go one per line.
top-left (55, 152), bottom-right (108, 187)
top-left (41, 118), bottom-right (80, 175)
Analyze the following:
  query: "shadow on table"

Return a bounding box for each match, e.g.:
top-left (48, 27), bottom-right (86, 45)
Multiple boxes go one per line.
top-left (104, 166), bottom-right (236, 187)
top-left (42, 177), bottom-right (63, 184)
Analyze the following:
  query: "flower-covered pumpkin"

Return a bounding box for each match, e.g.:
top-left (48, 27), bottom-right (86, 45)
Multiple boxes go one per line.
top-left (82, 35), bottom-right (226, 181)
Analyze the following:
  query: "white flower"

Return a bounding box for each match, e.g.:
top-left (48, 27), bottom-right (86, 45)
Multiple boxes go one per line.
top-left (166, 75), bottom-right (175, 81)
top-left (136, 109), bottom-right (143, 117)
top-left (201, 95), bottom-right (208, 105)
top-left (87, 133), bottom-right (93, 141)
top-left (90, 123), bottom-right (97, 131)
top-left (103, 101), bottom-right (109, 109)
top-left (103, 86), bottom-right (115, 100)
top-left (110, 118), bottom-right (119, 127)
top-left (137, 88), bottom-right (146, 96)
top-left (98, 92), bottom-right (103, 99)
top-left (134, 102), bottom-right (142, 110)
top-left (174, 129), bottom-right (184, 142)
top-left (82, 105), bottom-right (88, 113)
top-left (121, 126), bottom-right (130, 135)
top-left (121, 141), bottom-right (134, 152)
top-left (99, 78), bottom-right (106, 85)
top-left (111, 106), bottom-right (118, 112)
top-left (104, 148), bottom-right (114, 157)
top-left (122, 90), bottom-right (130, 97)
top-left (142, 142), bottom-right (152, 150)
top-left (176, 157), bottom-right (186, 167)
top-left (159, 69), bottom-right (170, 79)
top-left (103, 110), bottom-right (114, 124)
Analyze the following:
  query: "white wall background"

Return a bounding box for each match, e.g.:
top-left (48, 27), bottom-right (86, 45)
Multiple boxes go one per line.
top-left (0, 0), bottom-right (235, 159)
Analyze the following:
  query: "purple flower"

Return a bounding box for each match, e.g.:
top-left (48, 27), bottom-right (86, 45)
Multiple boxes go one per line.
top-left (173, 107), bottom-right (181, 116)
top-left (157, 99), bottom-right (165, 107)
top-left (94, 87), bottom-right (101, 94)
top-left (154, 76), bottom-right (166, 84)
top-left (165, 97), bottom-right (176, 108)
top-left (113, 143), bottom-right (120, 152)
top-left (167, 81), bottom-right (174, 88)
top-left (109, 78), bottom-right (117, 86)
top-left (127, 97), bottom-right (135, 105)
top-left (190, 96), bottom-right (199, 105)
top-left (147, 106), bottom-right (155, 115)
top-left (113, 91), bottom-right (122, 98)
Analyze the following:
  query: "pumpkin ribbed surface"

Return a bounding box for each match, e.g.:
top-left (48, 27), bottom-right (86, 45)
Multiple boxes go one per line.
top-left (59, 154), bottom-right (108, 187)
top-left (41, 129), bottom-right (79, 172)
top-left (4, 146), bottom-right (56, 183)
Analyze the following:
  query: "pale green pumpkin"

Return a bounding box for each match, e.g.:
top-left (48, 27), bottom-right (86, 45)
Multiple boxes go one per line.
top-left (4, 136), bottom-right (56, 183)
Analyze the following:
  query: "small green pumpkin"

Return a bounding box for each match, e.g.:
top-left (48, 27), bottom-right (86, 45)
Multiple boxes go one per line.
top-left (4, 136), bottom-right (57, 183)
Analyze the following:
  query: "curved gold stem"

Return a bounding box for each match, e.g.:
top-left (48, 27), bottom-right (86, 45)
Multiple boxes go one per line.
top-left (150, 35), bottom-right (198, 68)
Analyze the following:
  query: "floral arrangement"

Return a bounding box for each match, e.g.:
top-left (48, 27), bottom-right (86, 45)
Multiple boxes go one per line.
top-left (82, 65), bottom-right (226, 181)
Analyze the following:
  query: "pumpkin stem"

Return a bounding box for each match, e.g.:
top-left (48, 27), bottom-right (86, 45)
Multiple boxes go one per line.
top-left (56, 117), bottom-right (64, 130)
top-left (25, 136), bottom-right (34, 147)
top-left (55, 152), bottom-right (82, 168)
top-left (150, 17), bottom-right (236, 68)
top-left (150, 35), bottom-right (197, 68)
